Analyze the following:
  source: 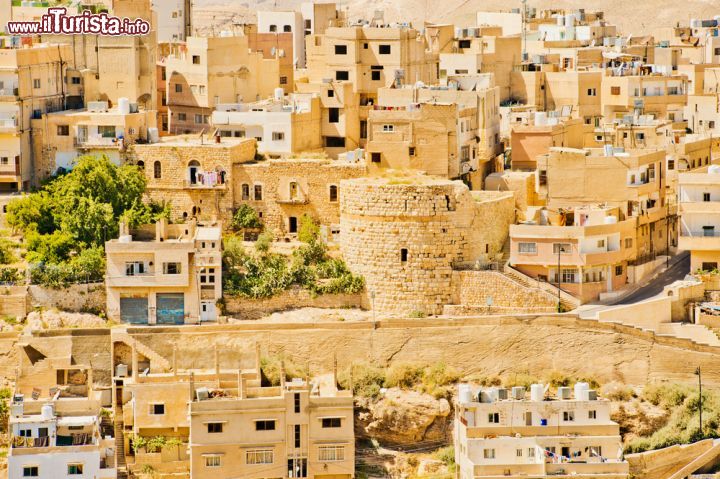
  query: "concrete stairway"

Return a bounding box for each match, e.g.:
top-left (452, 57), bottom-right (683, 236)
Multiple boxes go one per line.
top-left (657, 323), bottom-right (720, 347)
top-left (113, 331), bottom-right (171, 372)
top-left (503, 264), bottom-right (580, 311)
top-left (666, 439), bottom-right (720, 479)
top-left (114, 416), bottom-right (127, 479)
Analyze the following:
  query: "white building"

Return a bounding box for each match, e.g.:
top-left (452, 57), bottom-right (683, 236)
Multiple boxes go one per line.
top-left (679, 166), bottom-right (720, 273)
top-left (212, 93), bottom-right (322, 158)
top-left (454, 383), bottom-right (629, 479)
top-left (152, 0), bottom-right (191, 43)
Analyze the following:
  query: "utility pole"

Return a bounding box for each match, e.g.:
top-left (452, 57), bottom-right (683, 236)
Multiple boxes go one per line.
top-left (666, 201), bottom-right (670, 268)
top-left (557, 244), bottom-right (562, 312)
top-left (696, 366), bottom-right (703, 436)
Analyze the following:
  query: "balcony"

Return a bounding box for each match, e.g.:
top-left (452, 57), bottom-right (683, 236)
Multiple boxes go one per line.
top-left (183, 180), bottom-right (227, 190)
top-left (545, 460), bottom-right (629, 477)
top-left (0, 87), bottom-right (19, 100)
top-left (0, 117), bottom-right (18, 132)
top-left (276, 197), bottom-right (309, 205)
top-left (106, 272), bottom-right (189, 288)
top-left (74, 136), bottom-right (122, 148)
top-left (679, 231), bottom-right (720, 251)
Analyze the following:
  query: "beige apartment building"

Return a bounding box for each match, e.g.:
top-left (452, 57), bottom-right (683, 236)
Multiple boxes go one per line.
top-left (295, 80), bottom-right (361, 157)
top-left (110, 339), bottom-right (354, 479)
top-left (678, 168), bottom-right (720, 273)
top-left (305, 25), bottom-right (439, 106)
top-left (165, 36), bottom-right (283, 134)
top-left (366, 102), bottom-right (480, 182)
top-left (105, 219), bottom-right (222, 325)
top-left (30, 100), bottom-right (156, 180)
top-left (0, 42), bottom-right (70, 192)
top-left (455, 383), bottom-right (629, 479)
top-left (8, 343), bottom-right (116, 479)
top-left (510, 114), bottom-right (585, 170)
top-left (129, 136), bottom-right (257, 222)
top-left (601, 70), bottom-right (688, 123)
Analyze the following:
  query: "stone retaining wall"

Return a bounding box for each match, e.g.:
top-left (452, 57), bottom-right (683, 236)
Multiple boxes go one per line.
top-left (448, 271), bottom-right (558, 313)
top-left (224, 288), bottom-right (362, 320)
top-left (28, 283), bottom-right (106, 314)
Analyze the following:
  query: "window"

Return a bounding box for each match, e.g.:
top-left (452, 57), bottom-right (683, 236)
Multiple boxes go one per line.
top-left (99, 125), bottom-right (116, 138)
top-left (400, 248), bottom-right (408, 262)
top-left (0, 157), bottom-right (7, 165)
top-left (335, 71), bottom-right (349, 81)
top-left (625, 238), bottom-right (633, 248)
top-left (19, 429), bottom-right (31, 437)
top-left (553, 243), bottom-right (571, 254)
top-left (23, 466), bottom-right (38, 477)
top-left (272, 132), bottom-right (285, 141)
top-left (269, 24), bottom-right (277, 32)
top-left (329, 185), bottom-right (338, 202)
top-left (324, 136), bottom-right (345, 147)
top-left (483, 449), bottom-right (496, 459)
top-left (283, 25), bottom-right (291, 32)
top-left (382, 124), bottom-right (394, 132)
top-left (327, 89), bottom-right (334, 98)
top-left (363, 42), bottom-right (368, 49)
top-left (518, 242), bottom-right (537, 254)
top-left (33, 79), bottom-right (41, 89)
top-left (334, 45), bottom-right (347, 55)
top-left (516, 449), bottom-right (523, 457)
top-left (207, 422), bottom-right (223, 433)
top-left (192, 55), bottom-right (200, 64)
top-left (162, 263), bottom-right (181, 275)
top-left (563, 411), bottom-right (575, 421)
top-left (704, 192), bottom-right (711, 202)
top-left (409, 146), bottom-right (416, 156)
top-left (328, 108), bottom-right (339, 123)
top-left (175, 84), bottom-right (183, 93)
top-left (371, 70), bottom-right (381, 81)
top-left (255, 420), bottom-right (276, 430)
top-left (125, 262), bottom-right (145, 276)
top-left (668, 159), bottom-right (675, 170)
top-left (319, 445), bottom-right (344, 461)
top-left (588, 410), bottom-right (597, 419)
top-left (57, 125), bottom-right (69, 136)
top-left (611, 86), bottom-right (621, 95)
top-left (254, 184), bottom-right (263, 201)
top-left (280, 76), bottom-right (288, 85)
top-left (194, 114), bottom-right (203, 124)
top-left (322, 417), bottom-right (342, 428)
top-left (242, 184), bottom-right (250, 200)
top-left (587, 88), bottom-right (597, 96)
top-left (67, 464), bottom-right (83, 475)
top-left (247, 449), bottom-right (273, 464)
top-left (379, 44), bottom-right (391, 54)
top-left (539, 170), bottom-right (547, 186)
top-left (615, 265), bottom-right (623, 276)
top-left (597, 239), bottom-right (605, 248)
top-left (150, 404), bottom-right (165, 415)
top-left (371, 152), bottom-right (381, 163)
top-left (703, 225), bottom-right (715, 237)
top-left (153, 161), bottom-right (162, 179)
top-left (488, 412), bottom-right (500, 423)
top-left (71, 76), bottom-right (81, 84)
top-left (205, 455), bottom-right (221, 467)
top-left (294, 393), bottom-right (301, 413)
top-left (294, 424), bottom-right (301, 448)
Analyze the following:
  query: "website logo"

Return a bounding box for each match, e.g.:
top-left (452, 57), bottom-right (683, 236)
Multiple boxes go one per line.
top-left (6, 8), bottom-right (150, 36)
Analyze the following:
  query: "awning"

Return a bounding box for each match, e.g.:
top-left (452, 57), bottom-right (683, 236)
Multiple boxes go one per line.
top-left (57, 416), bottom-right (96, 427)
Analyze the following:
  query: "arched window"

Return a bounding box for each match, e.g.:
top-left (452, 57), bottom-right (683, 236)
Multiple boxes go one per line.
top-left (137, 160), bottom-right (145, 170)
top-left (154, 161), bottom-right (162, 179)
top-left (289, 181), bottom-right (299, 200)
top-left (188, 160), bottom-right (200, 185)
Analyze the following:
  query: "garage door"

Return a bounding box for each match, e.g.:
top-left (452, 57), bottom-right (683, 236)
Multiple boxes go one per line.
top-left (120, 297), bottom-right (148, 324)
top-left (156, 293), bottom-right (185, 325)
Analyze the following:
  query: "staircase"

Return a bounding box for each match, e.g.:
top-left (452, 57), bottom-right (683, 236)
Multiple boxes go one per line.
top-left (115, 415), bottom-right (128, 479)
top-left (657, 323), bottom-right (720, 347)
top-left (503, 264), bottom-right (580, 311)
top-left (666, 439), bottom-right (720, 479)
top-left (113, 331), bottom-right (171, 372)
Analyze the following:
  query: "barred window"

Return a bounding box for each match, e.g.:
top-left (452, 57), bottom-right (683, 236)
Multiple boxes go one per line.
top-left (318, 445), bottom-right (344, 462)
top-left (246, 449), bottom-right (273, 464)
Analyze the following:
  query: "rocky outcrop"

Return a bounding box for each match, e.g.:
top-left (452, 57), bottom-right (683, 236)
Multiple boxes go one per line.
top-left (357, 388), bottom-right (451, 444)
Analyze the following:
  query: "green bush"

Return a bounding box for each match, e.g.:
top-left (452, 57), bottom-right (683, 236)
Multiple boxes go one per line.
top-left (260, 355), bottom-right (309, 386)
top-left (421, 362), bottom-right (461, 398)
top-left (338, 363), bottom-right (386, 399)
top-left (297, 214), bottom-right (320, 243)
top-left (433, 446), bottom-right (456, 471)
top-left (254, 231), bottom-right (273, 254)
top-left (0, 267), bottom-right (23, 284)
top-left (231, 204), bottom-right (262, 230)
top-left (385, 362), bottom-right (424, 389)
top-left (0, 238), bottom-right (17, 265)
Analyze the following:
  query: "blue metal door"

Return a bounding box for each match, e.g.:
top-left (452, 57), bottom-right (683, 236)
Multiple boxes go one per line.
top-left (120, 297), bottom-right (148, 324)
top-left (156, 293), bottom-right (185, 324)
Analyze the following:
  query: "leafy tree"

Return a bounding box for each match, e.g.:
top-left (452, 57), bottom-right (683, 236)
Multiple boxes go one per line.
top-left (297, 214), bottom-right (320, 243)
top-left (231, 204), bottom-right (262, 230)
top-left (0, 238), bottom-right (17, 264)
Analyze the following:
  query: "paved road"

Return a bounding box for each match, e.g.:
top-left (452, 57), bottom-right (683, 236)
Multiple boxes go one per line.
top-left (615, 252), bottom-right (691, 305)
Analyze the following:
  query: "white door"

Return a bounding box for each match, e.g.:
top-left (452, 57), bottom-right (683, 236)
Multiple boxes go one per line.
top-left (200, 301), bottom-right (216, 322)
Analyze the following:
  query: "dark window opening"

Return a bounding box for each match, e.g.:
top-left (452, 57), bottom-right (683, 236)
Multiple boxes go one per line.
top-left (401, 248), bottom-right (408, 262)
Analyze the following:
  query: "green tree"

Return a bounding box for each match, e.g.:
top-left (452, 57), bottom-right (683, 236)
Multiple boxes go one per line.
top-left (297, 214), bottom-right (320, 243)
top-left (231, 204), bottom-right (262, 230)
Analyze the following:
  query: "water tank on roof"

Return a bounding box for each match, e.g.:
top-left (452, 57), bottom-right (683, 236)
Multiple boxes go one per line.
top-left (530, 383), bottom-right (544, 402)
top-left (274, 88), bottom-right (284, 101)
top-left (709, 165), bottom-right (720, 174)
top-left (534, 112), bottom-right (548, 126)
top-left (574, 382), bottom-right (590, 400)
top-left (41, 403), bottom-right (54, 420)
top-left (115, 364), bottom-right (128, 377)
top-left (558, 387), bottom-right (572, 400)
top-left (118, 97), bottom-right (130, 115)
top-left (458, 384), bottom-right (473, 404)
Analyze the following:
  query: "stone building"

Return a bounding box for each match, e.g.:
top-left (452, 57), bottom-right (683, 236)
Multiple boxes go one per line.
top-left (339, 175), bottom-right (515, 315)
top-left (233, 157), bottom-right (366, 238)
top-left (129, 136), bottom-right (257, 222)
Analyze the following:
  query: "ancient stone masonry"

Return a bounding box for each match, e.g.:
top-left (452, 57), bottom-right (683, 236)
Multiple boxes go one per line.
top-left (339, 176), bottom-right (514, 315)
top-left (232, 158), bottom-right (367, 236)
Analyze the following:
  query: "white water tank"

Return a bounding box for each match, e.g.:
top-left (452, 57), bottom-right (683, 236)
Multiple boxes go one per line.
top-left (41, 403), bottom-right (54, 420)
top-left (530, 383), bottom-right (544, 402)
top-left (603, 215), bottom-right (618, 224)
top-left (458, 384), bottom-right (473, 404)
top-left (534, 111), bottom-right (548, 126)
top-left (115, 364), bottom-right (128, 377)
top-left (118, 97), bottom-right (130, 115)
top-left (574, 382), bottom-right (590, 400)
top-left (274, 88), bottom-right (284, 101)
top-left (709, 165), bottom-right (720, 175)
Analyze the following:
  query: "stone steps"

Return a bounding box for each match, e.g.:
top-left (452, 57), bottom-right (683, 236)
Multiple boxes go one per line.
top-left (503, 264), bottom-right (579, 311)
top-left (113, 331), bottom-right (171, 372)
top-left (657, 323), bottom-right (720, 347)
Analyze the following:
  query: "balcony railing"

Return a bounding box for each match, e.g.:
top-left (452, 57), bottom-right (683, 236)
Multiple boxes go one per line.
top-left (0, 87), bottom-right (19, 97)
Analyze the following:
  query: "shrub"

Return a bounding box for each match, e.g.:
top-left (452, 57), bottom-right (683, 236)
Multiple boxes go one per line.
top-left (385, 362), bottom-right (424, 389)
top-left (338, 363), bottom-right (386, 399)
top-left (260, 355), bottom-right (309, 386)
top-left (231, 204), bottom-right (262, 230)
top-left (433, 446), bottom-right (456, 470)
top-left (298, 214), bottom-right (320, 243)
top-left (0, 238), bottom-right (17, 265)
top-left (421, 362), bottom-right (461, 398)
top-left (254, 231), bottom-right (273, 254)
top-left (0, 267), bottom-right (23, 284)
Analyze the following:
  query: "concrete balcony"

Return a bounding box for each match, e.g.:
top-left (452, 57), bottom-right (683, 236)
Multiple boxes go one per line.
top-left (545, 460), bottom-right (629, 477)
top-left (0, 117), bottom-right (18, 132)
top-left (182, 180), bottom-right (227, 190)
top-left (74, 136), bottom-right (121, 148)
top-left (465, 424), bottom-right (621, 438)
top-left (105, 273), bottom-right (189, 288)
top-left (679, 232), bottom-right (720, 251)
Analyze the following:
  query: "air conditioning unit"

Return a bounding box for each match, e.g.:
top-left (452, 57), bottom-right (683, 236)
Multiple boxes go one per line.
top-left (511, 386), bottom-right (525, 400)
top-left (587, 390), bottom-right (598, 401)
top-left (195, 387), bottom-right (209, 401)
top-left (497, 388), bottom-right (509, 400)
top-left (558, 387), bottom-right (572, 400)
